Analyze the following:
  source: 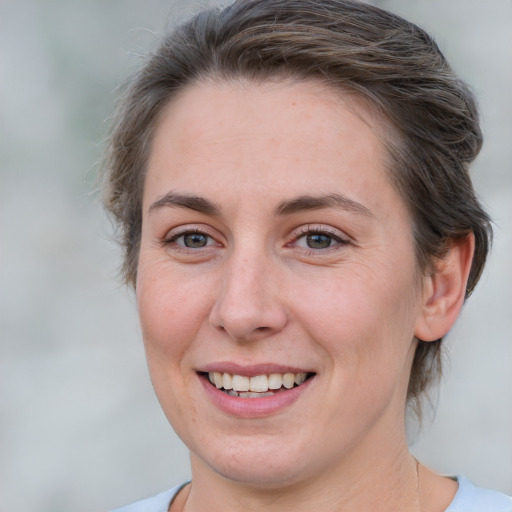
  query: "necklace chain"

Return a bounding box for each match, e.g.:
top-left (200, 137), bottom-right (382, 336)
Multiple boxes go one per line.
top-left (416, 457), bottom-right (423, 512)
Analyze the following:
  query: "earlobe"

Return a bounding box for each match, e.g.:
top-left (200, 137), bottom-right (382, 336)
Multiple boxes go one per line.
top-left (414, 234), bottom-right (475, 342)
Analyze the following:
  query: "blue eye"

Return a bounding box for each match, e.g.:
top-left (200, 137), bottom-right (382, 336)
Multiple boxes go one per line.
top-left (304, 233), bottom-right (334, 249)
top-left (293, 228), bottom-right (347, 251)
top-left (165, 230), bottom-right (216, 249)
top-left (181, 233), bottom-right (210, 248)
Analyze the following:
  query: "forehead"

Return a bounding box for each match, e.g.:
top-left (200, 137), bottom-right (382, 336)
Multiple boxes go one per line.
top-left (145, 78), bottom-right (400, 215)
top-left (152, 77), bottom-right (390, 153)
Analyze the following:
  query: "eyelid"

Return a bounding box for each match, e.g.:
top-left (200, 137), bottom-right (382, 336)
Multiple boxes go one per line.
top-left (291, 224), bottom-right (349, 242)
top-left (287, 224), bottom-right (350, 252)
top-left (161, 224), bottom-right (223, 247)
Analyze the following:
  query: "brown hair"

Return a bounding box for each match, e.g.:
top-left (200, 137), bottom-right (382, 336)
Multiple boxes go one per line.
top-left (102, 0), bottom-right (492, 412)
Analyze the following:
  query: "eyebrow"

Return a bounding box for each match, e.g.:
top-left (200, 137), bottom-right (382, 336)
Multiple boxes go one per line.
top-left (148, 192), bottom-right (221, 216)
top-left (274, 193), bottom-right (373, 217)
top-left (148, 191), bottom-right (373, 218)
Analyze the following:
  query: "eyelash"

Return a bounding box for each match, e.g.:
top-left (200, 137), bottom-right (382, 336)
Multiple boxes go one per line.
top-left (161, 227), bottom-right (219, 251)
top-left (290, 225), bottom-right (349, 253)
top-left (160, 225), bottom-right (349, 255)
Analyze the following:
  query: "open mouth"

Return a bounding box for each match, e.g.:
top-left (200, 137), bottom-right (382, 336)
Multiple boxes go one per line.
top-left (202, 371), bottom-right (315, 398)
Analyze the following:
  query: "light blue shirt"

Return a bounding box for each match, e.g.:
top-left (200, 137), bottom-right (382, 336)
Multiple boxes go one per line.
top-left (110, 477), bottom-right (512, 512)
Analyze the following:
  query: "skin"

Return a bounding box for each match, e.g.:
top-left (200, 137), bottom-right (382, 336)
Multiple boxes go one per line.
top-left (136, 79), bottom-right (471, 511)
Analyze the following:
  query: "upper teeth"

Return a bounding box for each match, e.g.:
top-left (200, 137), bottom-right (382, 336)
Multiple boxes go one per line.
top-left (208, 372), bottom-right (308, 392)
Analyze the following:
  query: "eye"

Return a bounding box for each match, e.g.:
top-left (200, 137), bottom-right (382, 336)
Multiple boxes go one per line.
top-left (163, 229), bottom-right (218, 249)
top-left (179, 232), bottom-right (212, 248)
top-left (291, 226), bottom-right (348, 251)
top-left (301, 233), bottom-right (335, 249)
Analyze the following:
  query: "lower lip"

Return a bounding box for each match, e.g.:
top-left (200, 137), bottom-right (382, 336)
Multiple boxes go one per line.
top-left (199, 374), bottom-right (314, 418)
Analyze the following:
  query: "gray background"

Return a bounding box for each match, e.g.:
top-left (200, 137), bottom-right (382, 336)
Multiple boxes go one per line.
top-left (1, 1), bottom-right (510, 511)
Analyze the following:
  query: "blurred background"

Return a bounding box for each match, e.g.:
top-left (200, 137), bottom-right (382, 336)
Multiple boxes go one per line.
top-left (1, 0), bottom-right (510, 510)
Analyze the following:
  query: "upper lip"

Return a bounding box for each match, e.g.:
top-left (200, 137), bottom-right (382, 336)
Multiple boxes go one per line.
top-left (198, 362), bottom-right (314, 377)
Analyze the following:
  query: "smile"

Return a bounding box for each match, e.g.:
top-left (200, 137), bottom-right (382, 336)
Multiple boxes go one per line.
top-left (199, 368), bottom-right (316, 417)
top-left (207, 371), bottom-right (311, 398)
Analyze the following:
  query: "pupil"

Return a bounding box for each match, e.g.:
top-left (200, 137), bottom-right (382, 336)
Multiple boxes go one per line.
top-left (307, 234), bottom-right (331, 249)
top-left (184, 233), bottom-right (208, 248)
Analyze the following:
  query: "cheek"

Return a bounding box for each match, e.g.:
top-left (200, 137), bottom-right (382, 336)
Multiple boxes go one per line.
top-left (135, 260), bottom-right (212, 426)
top-left (292, 258), bottom-right (420, 372)
top-left (136, 258), bottom-right (211, 366)
top-left (301, 267), bottom-right (421, 433)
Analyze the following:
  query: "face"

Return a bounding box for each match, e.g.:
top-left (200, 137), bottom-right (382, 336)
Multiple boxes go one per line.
top-left (137, 79), bottom-right (426, 487)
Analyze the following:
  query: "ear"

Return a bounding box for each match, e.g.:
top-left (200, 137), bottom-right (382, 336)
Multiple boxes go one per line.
top-left (414, 234), bottom-right (475, 342)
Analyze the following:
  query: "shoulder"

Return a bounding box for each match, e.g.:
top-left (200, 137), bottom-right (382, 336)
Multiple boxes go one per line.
top-left (108, 484), bottom-right (184, 512)
top-left (446, 476), bottom-right (512, 512)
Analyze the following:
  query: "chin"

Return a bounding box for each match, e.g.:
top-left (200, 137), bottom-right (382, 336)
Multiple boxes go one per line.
top-left (191, 435), bottom-right (318, 488)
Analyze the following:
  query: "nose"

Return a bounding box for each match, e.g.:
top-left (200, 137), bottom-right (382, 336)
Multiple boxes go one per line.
top-left (209, 249), bottom-right (288, 342)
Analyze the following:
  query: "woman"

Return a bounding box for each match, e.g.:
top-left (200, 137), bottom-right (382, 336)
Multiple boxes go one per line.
top-left (103, 1), bottom-right (511, 511)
